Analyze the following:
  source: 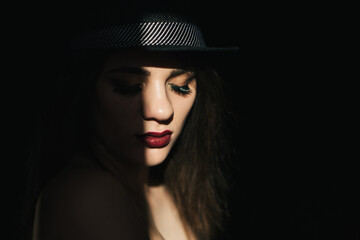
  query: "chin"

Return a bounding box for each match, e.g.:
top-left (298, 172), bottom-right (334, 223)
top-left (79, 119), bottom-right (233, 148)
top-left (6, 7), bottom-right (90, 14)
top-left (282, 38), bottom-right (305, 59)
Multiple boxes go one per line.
top-left (144, 147), bottom-right (170, 167)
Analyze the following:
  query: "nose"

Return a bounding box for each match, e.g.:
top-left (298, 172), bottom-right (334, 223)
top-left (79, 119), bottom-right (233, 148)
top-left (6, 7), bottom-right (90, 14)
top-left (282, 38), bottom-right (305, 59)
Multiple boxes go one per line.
top-left (141, 82), bottom-right (174, 123)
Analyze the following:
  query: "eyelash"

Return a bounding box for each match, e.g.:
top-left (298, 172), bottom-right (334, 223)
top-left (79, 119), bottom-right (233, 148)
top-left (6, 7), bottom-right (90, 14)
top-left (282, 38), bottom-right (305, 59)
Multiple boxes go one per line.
top-left (113, 83), bottom-right (193, 96)
top-left (169, 83), bottom-right (192, 96)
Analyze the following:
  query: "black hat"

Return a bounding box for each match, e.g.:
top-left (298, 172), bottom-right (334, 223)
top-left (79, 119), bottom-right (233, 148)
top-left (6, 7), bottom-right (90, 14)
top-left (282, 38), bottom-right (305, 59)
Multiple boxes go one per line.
top-left (67, 12), bottom-right (239, 53)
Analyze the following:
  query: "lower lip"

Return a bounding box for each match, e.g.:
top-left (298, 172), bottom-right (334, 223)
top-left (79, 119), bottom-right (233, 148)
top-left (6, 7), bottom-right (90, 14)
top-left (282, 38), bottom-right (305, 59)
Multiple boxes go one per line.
top-left (138, 134), bottom-right (172, 148)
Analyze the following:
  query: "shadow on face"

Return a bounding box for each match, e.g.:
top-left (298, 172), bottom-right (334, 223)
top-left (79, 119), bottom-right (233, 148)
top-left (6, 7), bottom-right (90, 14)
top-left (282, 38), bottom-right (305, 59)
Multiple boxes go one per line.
top-left (91, 50), bottom-right (197, 172)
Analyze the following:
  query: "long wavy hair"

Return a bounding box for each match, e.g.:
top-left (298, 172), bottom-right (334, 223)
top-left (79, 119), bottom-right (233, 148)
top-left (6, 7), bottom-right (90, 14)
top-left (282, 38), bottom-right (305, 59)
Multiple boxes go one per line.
top-left (162, 66), bottom-right (235, 239)
top-left (18, 50), bottom-right (238, 240)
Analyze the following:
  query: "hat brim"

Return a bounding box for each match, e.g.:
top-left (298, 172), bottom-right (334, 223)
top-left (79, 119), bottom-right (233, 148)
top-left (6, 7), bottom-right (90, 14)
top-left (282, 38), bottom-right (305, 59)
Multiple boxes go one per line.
top-left (135, 45), bottom-right (239, 52)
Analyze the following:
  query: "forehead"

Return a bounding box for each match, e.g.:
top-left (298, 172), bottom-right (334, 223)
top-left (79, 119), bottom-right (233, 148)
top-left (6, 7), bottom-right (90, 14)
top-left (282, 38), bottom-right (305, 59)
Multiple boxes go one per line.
top-left (103, 50), bottom-right (191, 70)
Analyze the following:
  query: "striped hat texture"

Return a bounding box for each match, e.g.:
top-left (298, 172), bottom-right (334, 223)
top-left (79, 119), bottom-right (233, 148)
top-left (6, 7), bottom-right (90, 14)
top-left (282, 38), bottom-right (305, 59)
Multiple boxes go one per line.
top-left (68, 13), bottom-right (238, 52)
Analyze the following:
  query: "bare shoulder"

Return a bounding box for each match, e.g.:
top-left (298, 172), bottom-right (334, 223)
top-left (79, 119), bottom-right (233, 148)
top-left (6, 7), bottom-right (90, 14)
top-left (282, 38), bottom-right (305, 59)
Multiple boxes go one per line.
top-left (41, 166), bottom-right (127, 202)
top-left (34, 167), bottom-right (148, 240)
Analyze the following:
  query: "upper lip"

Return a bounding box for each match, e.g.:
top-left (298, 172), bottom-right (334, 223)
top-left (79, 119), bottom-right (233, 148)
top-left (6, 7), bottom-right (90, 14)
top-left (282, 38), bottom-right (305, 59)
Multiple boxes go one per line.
top-left (142, 130), bottom-right (172, 137)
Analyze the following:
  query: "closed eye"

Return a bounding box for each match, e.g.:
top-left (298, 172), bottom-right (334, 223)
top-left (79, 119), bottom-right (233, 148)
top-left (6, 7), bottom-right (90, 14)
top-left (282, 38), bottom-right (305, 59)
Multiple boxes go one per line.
top-left (169, 83), bottom-right (192, 96)
top-left (113, 84), bottom-right (142, 95)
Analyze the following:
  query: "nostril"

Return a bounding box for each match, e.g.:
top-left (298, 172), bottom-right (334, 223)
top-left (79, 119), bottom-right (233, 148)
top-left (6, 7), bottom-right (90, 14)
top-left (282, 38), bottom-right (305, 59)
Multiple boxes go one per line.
top-left (142, 110), bottom-right (174, 124)
top-left (158, 114), bottom-right (173, 125)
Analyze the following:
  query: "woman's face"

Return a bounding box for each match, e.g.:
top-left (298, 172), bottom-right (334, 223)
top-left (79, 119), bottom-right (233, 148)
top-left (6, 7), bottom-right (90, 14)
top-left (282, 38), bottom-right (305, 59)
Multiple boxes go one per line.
top-left (92, 51), bottom-right (197, 167)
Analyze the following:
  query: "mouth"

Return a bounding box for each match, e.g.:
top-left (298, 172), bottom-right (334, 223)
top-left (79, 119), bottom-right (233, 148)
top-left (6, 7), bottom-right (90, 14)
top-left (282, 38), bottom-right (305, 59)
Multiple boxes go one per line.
top-left (136, 130), bottom-right (173, 148)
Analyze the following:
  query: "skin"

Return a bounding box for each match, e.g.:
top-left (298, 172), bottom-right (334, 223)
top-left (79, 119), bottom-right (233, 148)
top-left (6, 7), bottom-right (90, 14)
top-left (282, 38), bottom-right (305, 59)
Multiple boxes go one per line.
top-left (92, 51), bottom-right (197, 179)
top-left (91, 51), bottom-right (198, 239)
top-left (33, 51), bottom-right (198, 240)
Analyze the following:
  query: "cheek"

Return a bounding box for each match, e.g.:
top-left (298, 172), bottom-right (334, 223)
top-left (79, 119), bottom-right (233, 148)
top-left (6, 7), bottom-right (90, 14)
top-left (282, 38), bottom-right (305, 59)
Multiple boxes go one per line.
top-left (95, 80), bottom-right (141, 126)
top-left (97, 94), bottom-right (137, 130)
top-left (93, 87), bottom-right (142, 154)
top-left (171, 94), bottom-right (196, 128)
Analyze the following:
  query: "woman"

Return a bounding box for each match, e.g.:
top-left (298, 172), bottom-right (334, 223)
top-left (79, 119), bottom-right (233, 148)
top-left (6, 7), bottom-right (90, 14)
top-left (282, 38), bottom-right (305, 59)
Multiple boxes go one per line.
top-left (22, 10), bottom-right (239, 240)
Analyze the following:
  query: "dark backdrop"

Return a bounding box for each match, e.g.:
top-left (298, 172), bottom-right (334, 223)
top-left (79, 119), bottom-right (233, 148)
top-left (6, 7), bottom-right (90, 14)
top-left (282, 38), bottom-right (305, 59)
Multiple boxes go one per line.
top-left (8, 1), bottom-right (358, 239)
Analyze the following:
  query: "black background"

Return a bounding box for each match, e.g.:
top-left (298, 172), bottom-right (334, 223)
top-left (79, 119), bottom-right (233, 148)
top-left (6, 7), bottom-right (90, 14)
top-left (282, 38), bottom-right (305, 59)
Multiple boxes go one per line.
top-left (7, 1), bottom-right (358, 239)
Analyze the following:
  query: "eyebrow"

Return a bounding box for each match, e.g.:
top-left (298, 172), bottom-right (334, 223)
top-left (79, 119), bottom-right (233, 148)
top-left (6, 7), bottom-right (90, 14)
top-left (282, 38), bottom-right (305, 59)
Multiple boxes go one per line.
top-left (104, 66), bottom-right (194, 79)
top-left (104, 66), bottom-right (150, 76)
top-left (168, 69), bottom-right (194, 79)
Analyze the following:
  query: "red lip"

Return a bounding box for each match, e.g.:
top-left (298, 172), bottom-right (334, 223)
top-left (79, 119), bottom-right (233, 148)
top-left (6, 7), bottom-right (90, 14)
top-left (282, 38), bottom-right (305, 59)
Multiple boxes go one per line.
top-left (144, 130), bottom-right (172, 137)
top-left (137, 130), bottom-right (172, 148)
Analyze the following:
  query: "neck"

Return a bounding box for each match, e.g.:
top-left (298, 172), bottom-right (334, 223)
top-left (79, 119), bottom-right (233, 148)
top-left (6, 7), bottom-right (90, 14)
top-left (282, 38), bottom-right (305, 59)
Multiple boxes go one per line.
top-left (91, 137), bottom-right (150, 190)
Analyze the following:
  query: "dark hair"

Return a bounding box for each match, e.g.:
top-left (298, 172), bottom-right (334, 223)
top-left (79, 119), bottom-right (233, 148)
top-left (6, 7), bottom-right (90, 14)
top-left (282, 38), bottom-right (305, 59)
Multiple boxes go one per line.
top-left (163, 67), bottom-right (235, 239)
top-left (19, 50), bottom-right (237, 240)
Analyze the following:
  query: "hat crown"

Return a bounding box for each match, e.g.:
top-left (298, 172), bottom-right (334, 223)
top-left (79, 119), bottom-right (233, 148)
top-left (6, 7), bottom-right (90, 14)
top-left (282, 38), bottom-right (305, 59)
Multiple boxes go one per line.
top-left (70, 12), bottom-right (206, 50)
top-left (67, 12), bottom-right (238, 52)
